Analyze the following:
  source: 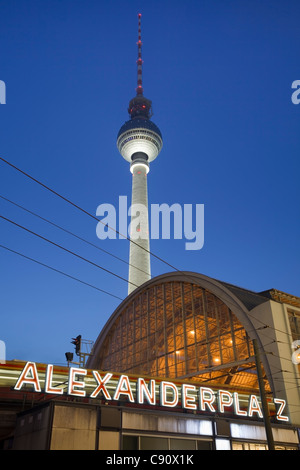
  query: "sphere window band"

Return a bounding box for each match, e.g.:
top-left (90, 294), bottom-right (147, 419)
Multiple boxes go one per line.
top-left (118, 132), bottom-right (163, 153)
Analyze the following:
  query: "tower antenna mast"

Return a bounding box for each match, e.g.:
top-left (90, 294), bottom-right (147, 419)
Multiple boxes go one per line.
top-left (136, 13), bottom-right (143, 96)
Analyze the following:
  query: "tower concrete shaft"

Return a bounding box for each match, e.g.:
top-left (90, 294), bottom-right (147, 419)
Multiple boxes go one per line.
top-left (128, 160), bottom-right (151, 294)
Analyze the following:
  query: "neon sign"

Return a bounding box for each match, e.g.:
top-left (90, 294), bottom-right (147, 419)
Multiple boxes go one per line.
top-left (13, 361), bottom-right (289, 422)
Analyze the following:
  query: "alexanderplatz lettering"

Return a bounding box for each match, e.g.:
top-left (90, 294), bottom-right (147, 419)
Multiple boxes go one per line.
top-left (14, 362), bottom-right (289, 422)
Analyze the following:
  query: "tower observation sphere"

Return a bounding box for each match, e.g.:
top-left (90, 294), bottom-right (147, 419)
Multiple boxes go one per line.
top-left (117, 13), bottom-right (163, 295)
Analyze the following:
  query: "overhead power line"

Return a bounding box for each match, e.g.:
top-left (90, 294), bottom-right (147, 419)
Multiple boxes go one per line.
top-left (0, 244), bottom-right (123, 301)
top-left (0, 214), bottom-right (139, 290)
top-left (0, 194), bottom-right (151, 278)
top-left (0, 156), bottom-right (179, 273)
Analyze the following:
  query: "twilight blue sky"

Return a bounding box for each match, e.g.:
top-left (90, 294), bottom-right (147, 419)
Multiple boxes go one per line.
top-left (0, 0), bottom-right (299, 365)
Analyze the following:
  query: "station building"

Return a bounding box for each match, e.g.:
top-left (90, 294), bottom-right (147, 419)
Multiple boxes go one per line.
top-left (1, 271), bottom-right (300, 450)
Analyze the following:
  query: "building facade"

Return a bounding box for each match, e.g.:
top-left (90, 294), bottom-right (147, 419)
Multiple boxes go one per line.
top-left (1, 271), bottom-right (299, 450)
top-left (87, 272), bottom-right (300, 429)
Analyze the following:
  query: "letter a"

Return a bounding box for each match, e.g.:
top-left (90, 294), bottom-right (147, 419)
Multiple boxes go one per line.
top-left (14, 362), bottom-right (41, 392)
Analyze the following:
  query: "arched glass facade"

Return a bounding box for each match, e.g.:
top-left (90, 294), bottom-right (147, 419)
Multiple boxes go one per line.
top-left (95, 280), bottom-right (269, 393)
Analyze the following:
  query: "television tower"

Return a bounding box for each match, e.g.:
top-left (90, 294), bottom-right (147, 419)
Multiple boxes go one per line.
top-left (117, 13), bottom-right (163, 295)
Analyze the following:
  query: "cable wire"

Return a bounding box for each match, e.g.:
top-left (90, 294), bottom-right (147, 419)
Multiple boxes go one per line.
top-left (0, 194), bottom-right (151, 277)
top-left (0, 156), bottom-right (179, 273)
top-left (0, 244), bottom-right (123, 301)
top-left (0, 214), bottom-right (139, 290)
